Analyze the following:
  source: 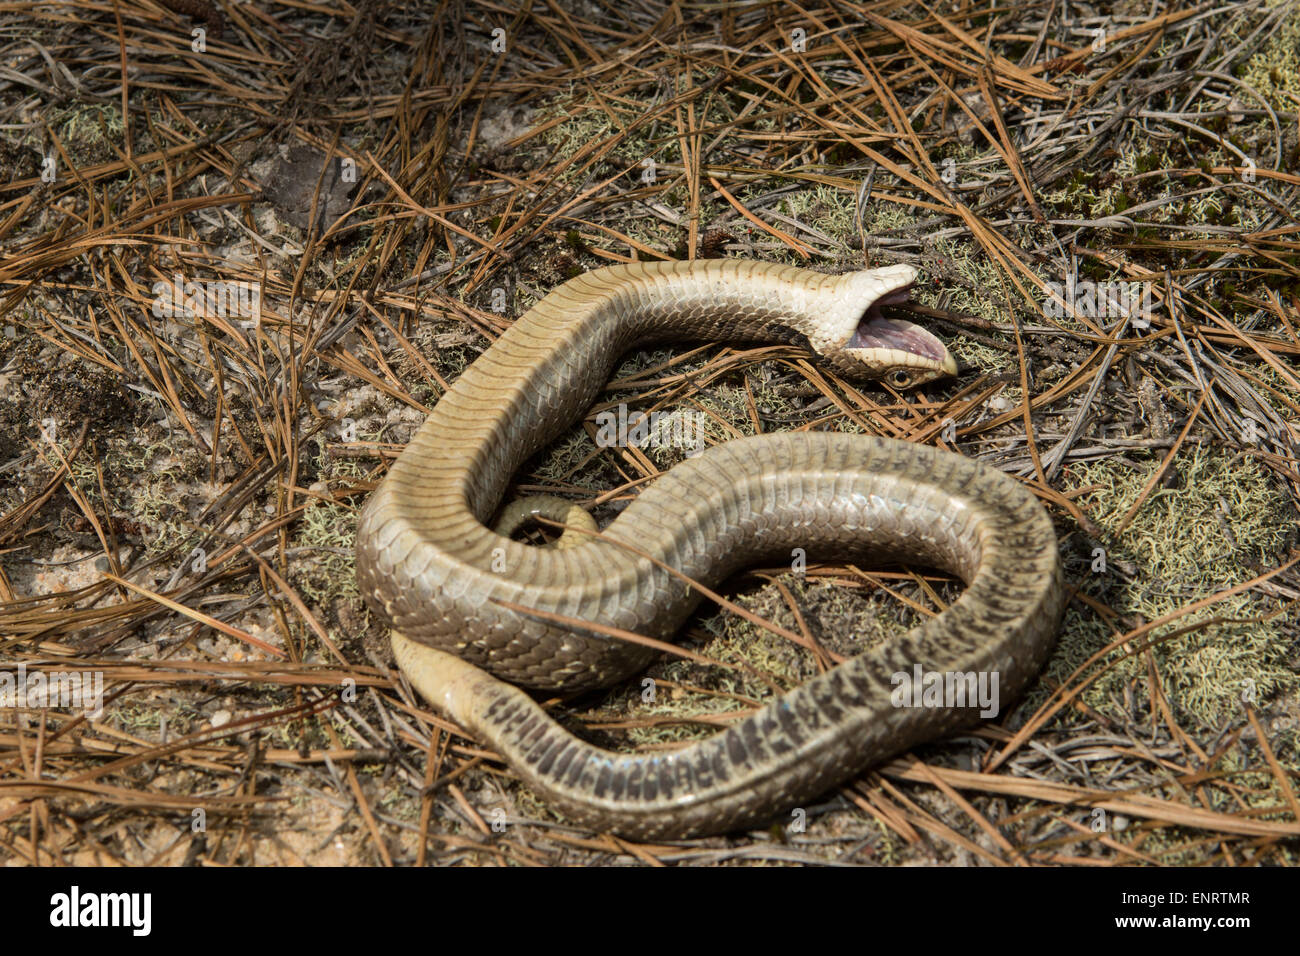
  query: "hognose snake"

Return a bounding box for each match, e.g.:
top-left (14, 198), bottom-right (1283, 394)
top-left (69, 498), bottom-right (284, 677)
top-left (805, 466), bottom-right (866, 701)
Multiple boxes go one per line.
top-left (355, 259), bottom-right (1065, 840)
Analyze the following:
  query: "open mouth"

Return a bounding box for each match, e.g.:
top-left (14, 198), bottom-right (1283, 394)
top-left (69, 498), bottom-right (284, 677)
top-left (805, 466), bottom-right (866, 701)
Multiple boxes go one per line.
top-left (843, 283), bottom-right (949, 364)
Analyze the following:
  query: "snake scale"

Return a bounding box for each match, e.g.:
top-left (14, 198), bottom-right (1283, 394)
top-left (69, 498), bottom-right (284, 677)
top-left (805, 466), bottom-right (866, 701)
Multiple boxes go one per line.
top-left (356, 259), bottom-right (1066, 840)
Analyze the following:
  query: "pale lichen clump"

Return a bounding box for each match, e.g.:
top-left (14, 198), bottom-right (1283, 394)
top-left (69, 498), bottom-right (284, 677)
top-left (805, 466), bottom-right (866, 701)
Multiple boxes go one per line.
top-left (1238, 8), bottom-right (1300, 110)
top-left (289, 451), bottom-right (366, 607)
top-left (1053, 445), bottom-right (1296, 728)
top-left (594, 572), bottom-right (935, 754)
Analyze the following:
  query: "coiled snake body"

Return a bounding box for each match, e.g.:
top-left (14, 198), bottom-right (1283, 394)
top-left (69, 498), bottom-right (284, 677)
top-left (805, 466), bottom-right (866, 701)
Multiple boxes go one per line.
top-left (356, 259), bottom-right (1065, 840)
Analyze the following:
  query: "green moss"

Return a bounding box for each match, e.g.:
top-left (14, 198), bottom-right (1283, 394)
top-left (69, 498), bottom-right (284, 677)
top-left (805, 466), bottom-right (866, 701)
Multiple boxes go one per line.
top-left (1134, 153), bottom-right (1161, 174)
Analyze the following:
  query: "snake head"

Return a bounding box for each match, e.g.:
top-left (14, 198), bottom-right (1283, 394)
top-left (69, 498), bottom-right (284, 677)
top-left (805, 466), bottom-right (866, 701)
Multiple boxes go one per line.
top-left (819, 264), bottom-right (957, 388)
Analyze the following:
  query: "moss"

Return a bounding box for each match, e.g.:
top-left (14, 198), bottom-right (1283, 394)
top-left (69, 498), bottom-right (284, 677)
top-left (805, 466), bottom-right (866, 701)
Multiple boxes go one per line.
top-left (1134, 153), bottom-right (1162, 174)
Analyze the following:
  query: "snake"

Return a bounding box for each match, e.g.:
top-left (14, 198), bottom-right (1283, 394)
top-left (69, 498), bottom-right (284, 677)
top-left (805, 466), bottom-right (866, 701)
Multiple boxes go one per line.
top-left (355, 258), bottom-right (1066, 840)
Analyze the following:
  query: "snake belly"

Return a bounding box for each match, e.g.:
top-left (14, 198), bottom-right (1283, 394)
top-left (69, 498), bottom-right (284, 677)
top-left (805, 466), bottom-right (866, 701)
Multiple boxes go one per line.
top-left (356, 258), bottom-right (1066, 840)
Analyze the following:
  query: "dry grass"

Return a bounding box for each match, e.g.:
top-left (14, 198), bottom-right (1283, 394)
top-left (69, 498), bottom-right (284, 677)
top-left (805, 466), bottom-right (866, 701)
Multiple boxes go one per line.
top-left (0, 0), bottom-right (1297, 866)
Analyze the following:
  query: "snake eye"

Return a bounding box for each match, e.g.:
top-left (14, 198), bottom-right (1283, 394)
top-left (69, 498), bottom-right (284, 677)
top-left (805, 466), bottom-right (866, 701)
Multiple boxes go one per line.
top-left (889, 370), bottom-right (912, 388)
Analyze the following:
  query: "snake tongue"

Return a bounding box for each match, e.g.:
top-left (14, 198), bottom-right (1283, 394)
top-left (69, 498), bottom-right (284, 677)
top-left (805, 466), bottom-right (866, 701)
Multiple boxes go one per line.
top-left (844, 282), bottom-right (957, 376)
top-left (848, 298), bottom-right (941, 360)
